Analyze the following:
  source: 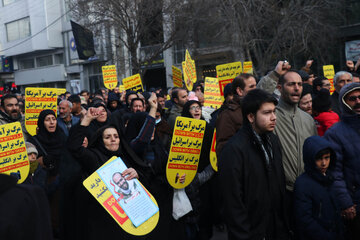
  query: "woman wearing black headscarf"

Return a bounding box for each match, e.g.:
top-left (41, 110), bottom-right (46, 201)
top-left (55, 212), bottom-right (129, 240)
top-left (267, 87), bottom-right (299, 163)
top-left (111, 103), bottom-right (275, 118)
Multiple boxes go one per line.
top-left (181, 100), bottom-right (216, 240)
top-left (67, 107), bottom-right (151, 240)
top-left (125, 93), bottom-right (174, 239)
top-left (29, 109), bottom-right (65, 178)
top-left (84, 102), bottom-right (110, 142)
top-left (29, 109), bottom-right (78, 238)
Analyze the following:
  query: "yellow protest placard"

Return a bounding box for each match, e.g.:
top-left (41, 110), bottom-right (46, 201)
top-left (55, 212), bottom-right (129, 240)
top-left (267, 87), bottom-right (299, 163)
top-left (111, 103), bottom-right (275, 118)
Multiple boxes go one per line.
top-left (182, 61), bottom-right (193, 91)
top-left (323, 65), bottom-right (335, 94)
top-left (119, 85), bottom-right (125, 92)
top-left (56, 88), bottom-right (67, 95)
top-left (172, 65), bottom-right (183, 88)
top-left (216, 62), bottom-right (242, 96)
top-left (83, 156), bottom-right (159, 235)
top-left (166, 117), bottom-right (206, 189)
top-left (182, 49), bottom-right (197, 90)
top-left (0, 122), bottom-right (29, 183)
top-left (102, 65), bottom-right (118, 90)
top-left (243, 61), bottom-right (254, 74)
top-left (122, 74), bottom-right (144, 93)
top-left (25, 88), bottom-right (57, 136)
top-left (204, 77), bottom-right (222, 109)
top-left (209, 129), bottom-right (217, 172)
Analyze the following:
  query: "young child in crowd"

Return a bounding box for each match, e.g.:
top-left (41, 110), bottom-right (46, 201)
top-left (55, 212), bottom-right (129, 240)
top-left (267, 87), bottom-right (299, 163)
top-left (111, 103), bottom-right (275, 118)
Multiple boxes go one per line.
top-left (294, 136), bottom-right (343, 240)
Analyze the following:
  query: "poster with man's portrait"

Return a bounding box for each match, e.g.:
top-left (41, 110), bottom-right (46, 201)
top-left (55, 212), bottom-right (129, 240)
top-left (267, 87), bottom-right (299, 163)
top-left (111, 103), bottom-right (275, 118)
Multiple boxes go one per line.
top-left (97, 157), bottom-right (159, 227)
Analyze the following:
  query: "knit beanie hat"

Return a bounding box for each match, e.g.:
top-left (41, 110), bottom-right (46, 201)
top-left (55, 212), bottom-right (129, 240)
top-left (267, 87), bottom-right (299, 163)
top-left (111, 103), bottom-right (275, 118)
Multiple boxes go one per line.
top-left (312, 88), bottom-right (331, 113)
top-left (298, 70), bottom-right (310, 82)
top-left (26, 142), bottom-right (38, 156)
top-left (301, 83), bottom-right (313, 99)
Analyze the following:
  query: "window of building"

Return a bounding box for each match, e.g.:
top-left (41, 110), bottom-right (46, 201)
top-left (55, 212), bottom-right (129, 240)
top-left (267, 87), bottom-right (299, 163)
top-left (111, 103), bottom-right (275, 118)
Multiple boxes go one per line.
top-left (3, 0), bottom-right (16, 6)
top-left (173, 42), bottom-right (185, 64)
top-left (36, 55), bottom-right (53, 67)
top-left (6, 17), bottom-right (31, 42)
top-left (54, 53), bottom-right (64, 64)
top-left (19, 59), bottom-right (34, 69)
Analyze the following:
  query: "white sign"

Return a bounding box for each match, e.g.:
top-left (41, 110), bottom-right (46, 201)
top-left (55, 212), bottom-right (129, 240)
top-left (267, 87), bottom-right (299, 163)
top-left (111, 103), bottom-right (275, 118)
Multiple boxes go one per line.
top-left (345, 40), bottom-right (360, 61)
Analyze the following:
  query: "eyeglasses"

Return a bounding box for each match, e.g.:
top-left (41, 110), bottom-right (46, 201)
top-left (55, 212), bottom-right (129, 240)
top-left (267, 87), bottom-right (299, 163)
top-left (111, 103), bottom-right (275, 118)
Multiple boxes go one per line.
top-left (189, 106), bottom-right (201, 111)
top-left (347, 95), bottom-right (360, 102)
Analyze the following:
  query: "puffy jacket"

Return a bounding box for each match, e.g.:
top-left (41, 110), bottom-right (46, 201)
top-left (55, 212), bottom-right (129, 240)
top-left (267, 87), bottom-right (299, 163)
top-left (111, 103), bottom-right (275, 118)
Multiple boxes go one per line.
top-left (324, 82), bottom-right (360, 212)
top-left (294, 136), bottom-right (343, 240)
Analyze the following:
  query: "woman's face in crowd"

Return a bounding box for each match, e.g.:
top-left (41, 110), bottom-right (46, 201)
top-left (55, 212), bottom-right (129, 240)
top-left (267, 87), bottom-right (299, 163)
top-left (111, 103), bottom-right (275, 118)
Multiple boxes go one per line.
top-left (97, 106), bottom-right (107, 122)
top-left (44, 114), bottom-right (57, 132)
top-left (102, 128), bottom-right (120, 151)
top-left (189, 103), bottom-right (202, 119)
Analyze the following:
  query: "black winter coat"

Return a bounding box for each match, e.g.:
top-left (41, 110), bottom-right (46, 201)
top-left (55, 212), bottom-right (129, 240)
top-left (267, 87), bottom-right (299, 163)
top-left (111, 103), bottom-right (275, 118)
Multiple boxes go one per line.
top-left (294, 136), bottom-right (343, 240)
top-left (67, 124), bottom-right (151, 240)
top-left (219, 123), bottom-right (289, 240)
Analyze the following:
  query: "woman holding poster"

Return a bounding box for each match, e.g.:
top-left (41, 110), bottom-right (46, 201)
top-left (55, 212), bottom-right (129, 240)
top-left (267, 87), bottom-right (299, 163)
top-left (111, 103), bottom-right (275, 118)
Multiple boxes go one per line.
top-left (125, 93), bottom-right (174, 239)
top-left (67, 107), bottom-right (152, 239)
top-left (180, 100), bottom-right (216, 240)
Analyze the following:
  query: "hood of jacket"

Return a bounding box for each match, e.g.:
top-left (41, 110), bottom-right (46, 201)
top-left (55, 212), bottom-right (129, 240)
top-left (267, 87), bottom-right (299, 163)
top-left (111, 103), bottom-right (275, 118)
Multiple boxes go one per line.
top-left (303, 136), bottom-right (337, 184)
top-left (339, 82), bottom-right (360, 129)
top-left (339, 82), bottom-right (360, 116)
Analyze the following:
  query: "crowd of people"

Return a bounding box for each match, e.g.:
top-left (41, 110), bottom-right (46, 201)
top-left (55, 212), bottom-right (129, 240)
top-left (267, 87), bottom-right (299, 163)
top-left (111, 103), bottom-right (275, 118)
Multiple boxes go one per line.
top-left (0, 58), bottom-right (360, 240)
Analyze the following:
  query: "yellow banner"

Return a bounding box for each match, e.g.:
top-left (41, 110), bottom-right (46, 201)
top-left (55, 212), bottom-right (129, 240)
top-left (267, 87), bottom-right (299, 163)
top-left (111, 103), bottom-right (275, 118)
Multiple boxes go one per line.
top-left (166, 117), bottom-right (206, 189)
top-left (172, 66), bottom-right (183, 88)
top-left (216, 62), bottom-right (242, 96)
top-left (83, 156), bottom-right (159, 235)
top-left (0, 122), bottom-right (29, 183)
top-left (25, 88), bottom-right (58, 136)
top-left (183, 61), bottom-right (193, 91)
top-left (204, 77), bottom-right (222, 109)
top-left (323, 65), bottom-right (335, 94)
top-left (183, 49), bottom-right (197, 90)
top-left (243, 61), bottom-right (253, 74)
top-left (56, 88), bottom-right (67, 95)
top-left (209, 129), bottom-right (217, 172)
top-left (102, 65), bottom-right (118, 90)
top-left (118, 85), bottom-right (125, 92)
top-left (122, 74), bottom-right (144, 93)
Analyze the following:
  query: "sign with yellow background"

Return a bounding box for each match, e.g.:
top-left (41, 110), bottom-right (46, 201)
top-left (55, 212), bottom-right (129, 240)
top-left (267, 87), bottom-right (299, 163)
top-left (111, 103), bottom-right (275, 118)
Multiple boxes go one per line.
top-left (166, 117), bottom-right (206, 189)
top-left (102, 65), bottom-right (118, 90)
top-left (0, 122), bottom-right (29, 184)
top-left (243, 61), bottom-right (254, 74)
top-left (209, 129), bottom-right (217, 172)
top-left (185, 50), bottom-right (197, 84)
top-left (119, 85), bottom-right (125, 92)
top-left (25, 88), bottom-right (57, 136)
top-left (83, 156), bottom-right (159, 235)
top-left (182, 62), bottom-right (193, 91)
top-left (56, 88), bottom-right (67, 95)
top-left (216, 62), bottom-right (242, 96)
top-left (183, 49), bottom-right (197, 91)
top-left (323, 65), bottom-right (335, 94)
top-left (204, 77), bottom-right (222, 109)
top-left (122, 74), bottom-right (144, 93)
top-left (172, 65), bottom-right (183, 88)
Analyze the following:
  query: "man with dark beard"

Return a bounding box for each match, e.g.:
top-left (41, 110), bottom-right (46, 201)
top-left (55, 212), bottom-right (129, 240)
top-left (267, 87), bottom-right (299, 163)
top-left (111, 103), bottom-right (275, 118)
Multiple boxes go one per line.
top-left (324, 82), bottom-right (360, 239)
top-left (112, 172), bottom-right (138, 201)
top-left (0, 94), bottom-right (30, 140)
